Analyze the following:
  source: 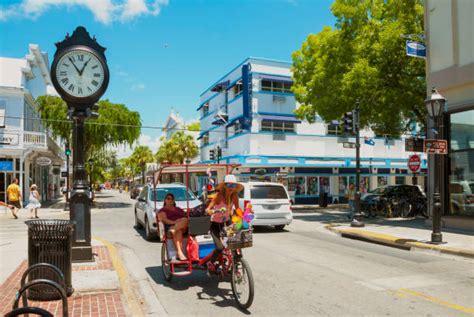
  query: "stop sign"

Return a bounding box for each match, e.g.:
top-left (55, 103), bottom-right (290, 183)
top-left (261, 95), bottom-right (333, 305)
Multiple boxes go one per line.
top-left (408, 154), bottom-right (421, 173)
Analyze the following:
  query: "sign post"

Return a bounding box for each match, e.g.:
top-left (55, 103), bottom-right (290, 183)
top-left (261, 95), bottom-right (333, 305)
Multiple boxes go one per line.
top-left (423, 139), bottom-right (448, 155)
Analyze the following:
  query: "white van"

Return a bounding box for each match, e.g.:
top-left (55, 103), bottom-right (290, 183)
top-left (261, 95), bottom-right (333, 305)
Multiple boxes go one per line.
top-left (238, 182), bottom-right (293, 230)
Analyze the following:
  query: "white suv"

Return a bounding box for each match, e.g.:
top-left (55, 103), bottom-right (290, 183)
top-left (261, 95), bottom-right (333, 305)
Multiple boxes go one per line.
top-left (134, 183), bottom-right (202, 240)
top-left (238, 182), bottom-right (293, 231)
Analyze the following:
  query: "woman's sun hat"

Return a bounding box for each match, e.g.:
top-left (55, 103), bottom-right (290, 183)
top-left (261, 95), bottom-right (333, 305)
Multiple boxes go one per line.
top-left (31, 184), bottom-right (37, 189)
top-left (216, 174), bottom-right (243, 192)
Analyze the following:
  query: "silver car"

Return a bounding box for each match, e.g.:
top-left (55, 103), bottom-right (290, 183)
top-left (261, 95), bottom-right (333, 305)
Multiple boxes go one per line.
top-left (134, 183), bottom-right (202, 240)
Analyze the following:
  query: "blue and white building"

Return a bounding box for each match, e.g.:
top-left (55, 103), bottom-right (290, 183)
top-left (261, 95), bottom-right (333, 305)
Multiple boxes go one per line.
top-left (0, 44), bottom-right (65, 204)
top-left (197, 57), bottom-right (426, 204)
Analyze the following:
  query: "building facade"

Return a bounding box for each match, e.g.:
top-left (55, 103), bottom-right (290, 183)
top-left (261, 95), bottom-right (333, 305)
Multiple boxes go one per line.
top-left (425, 0), bottom-right (474, 218)
top-left (0, 44), bottom-right (64, 205)
top-left (197, 57), bottom-right (426, 204)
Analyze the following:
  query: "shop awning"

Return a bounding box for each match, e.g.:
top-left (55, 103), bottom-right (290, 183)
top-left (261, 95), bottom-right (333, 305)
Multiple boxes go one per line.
top-left (212, 113), bottom-right (228, 125)
top-left (225, 115), bottom-right (244, 127)
top-left (211, 80), bottom-right (230, 92)
top-left (259, 75), bottom-right (293, 84)
top-left (260, 114), bottom-right (301, 123)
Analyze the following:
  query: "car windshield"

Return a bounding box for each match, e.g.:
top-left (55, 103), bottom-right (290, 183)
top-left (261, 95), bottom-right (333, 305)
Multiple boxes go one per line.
top-left (149, 187), bottom-right (197, 201)
top-left (250, 185), bottom-right (288, 199)
top-left (369, 186), bottom-right (393, 195)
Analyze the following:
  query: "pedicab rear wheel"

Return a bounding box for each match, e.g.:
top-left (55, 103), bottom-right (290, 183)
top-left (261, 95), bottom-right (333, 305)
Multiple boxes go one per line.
top-left (231, 257), bottom-right (254, 309)
top-left (161, 243), bottom-right (172, 282)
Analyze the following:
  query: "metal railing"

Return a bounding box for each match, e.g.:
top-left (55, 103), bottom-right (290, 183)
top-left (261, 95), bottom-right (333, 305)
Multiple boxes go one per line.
top-left (23, 131), bottom-right (47, 148)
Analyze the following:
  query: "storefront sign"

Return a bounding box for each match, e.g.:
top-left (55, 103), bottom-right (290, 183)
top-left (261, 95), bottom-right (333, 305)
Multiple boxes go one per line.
top-left (0, 161), bottom-right (13, 171)
top-left (405, 137), bottom-right (424, 152)
top-left (36, 157), bottom-right (52, 166)
top-left (406, 40), bottom-right (426, 58)
top-left (408, 154), bottom-right (421, 173)
top-left (424, 139), bottom-right (448, 154)
top-left (0, 133), bottom-right (19, 145)
top-left (343, 142), bottom-right (356, 149)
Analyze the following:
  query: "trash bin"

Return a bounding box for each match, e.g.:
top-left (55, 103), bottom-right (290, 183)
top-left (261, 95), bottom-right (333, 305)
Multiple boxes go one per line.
top-left (319, 192), bottom-right (328, 208)
top-left (26, 219), bottom-right (75, 300)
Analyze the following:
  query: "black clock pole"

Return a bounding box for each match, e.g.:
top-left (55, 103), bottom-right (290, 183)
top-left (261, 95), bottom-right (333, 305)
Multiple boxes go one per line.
top-left (69, 109), bottom-right (93, 261)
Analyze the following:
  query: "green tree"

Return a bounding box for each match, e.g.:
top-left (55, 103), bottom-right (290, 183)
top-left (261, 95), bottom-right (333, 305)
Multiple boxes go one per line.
top-left (36, 96), bottom-right (141, 152)
top-left (156, 131), bottom-right (198, 164)
top-left (291, 0), bottom-right (425, 136)
top-left (186, 121), bottom-right (200, 132)
top-left (130, 145), bottom-right (154, 184)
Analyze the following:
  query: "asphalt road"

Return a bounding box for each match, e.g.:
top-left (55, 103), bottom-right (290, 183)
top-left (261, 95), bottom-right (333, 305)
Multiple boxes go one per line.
top-left (91, 191), bottom-right (474, 316)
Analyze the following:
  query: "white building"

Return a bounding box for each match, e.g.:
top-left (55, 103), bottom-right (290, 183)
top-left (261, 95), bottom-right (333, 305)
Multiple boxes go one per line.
top-left (162, 111), bottom-right (200, 162)
top-left (197, 57), bottom-right (426, 204)
top-left (0, 44), bottom-right (64, 204)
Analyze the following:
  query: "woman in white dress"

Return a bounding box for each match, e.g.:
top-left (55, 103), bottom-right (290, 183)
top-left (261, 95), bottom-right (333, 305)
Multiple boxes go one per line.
top-left (27, 184), bottom-right (41, 219)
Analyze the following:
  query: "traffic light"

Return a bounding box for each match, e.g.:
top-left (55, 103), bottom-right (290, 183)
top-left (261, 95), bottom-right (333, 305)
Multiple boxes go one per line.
top-left (209, 149), bottom-right (215, 161)
top-left (343, 111), bottom-right (354, 134)
top-left (65, 143), bottom-right (71, 156)
top-left (217, 146), bottom-right (222, 161)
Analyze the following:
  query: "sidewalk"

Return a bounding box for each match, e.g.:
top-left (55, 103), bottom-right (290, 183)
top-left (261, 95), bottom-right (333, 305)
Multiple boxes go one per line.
top-left (325, 216), bottom-right (474, 259)
top-left (0, 198), bottom-right (134, 316)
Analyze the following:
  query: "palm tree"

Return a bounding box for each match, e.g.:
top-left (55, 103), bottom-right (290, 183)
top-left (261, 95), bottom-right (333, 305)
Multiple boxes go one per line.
top-left (131, 145), bottom-right (155, 184)
top-left (156, 131), bottom-right (198, 164)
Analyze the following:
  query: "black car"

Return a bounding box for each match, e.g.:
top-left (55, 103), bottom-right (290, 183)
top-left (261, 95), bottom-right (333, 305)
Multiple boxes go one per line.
top-left (361, 185), bottom-right (426, 218)
top-left (130, 184), bottom-right (143, 199)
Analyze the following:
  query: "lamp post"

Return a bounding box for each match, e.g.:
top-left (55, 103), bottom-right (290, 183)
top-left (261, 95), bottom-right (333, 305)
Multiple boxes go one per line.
top-left (425, 88), bottom-right (446, 244)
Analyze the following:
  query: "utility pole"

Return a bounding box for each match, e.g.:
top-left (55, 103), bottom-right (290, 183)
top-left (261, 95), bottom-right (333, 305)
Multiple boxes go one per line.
top-left (351, 101), bottom-right (364, 227)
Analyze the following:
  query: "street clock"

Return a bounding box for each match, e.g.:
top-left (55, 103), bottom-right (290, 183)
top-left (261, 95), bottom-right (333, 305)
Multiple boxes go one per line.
top-left (51, 26), bottom-right (109, 108)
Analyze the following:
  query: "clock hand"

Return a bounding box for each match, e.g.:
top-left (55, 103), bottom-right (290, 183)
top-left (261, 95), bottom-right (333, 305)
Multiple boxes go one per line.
top-left (68, 57), bottom-right (81, 74)
top-left (79, 58), bottom-right (92, 75)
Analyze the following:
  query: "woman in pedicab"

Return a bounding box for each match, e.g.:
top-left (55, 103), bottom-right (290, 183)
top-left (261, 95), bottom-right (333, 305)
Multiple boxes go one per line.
top-left (206, 174), bottom-right (242, 274)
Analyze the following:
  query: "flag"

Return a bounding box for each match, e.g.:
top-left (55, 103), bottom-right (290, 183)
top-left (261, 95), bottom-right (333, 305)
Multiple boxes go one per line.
top-left (364, 137), bottom-right (375, 146)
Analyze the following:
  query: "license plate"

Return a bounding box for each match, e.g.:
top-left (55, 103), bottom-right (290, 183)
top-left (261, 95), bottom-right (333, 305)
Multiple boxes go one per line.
top-left (263, 204), bottom-right (280, 210)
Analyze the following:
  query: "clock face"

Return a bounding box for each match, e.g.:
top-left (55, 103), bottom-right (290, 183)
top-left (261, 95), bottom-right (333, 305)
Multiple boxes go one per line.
top-left (55, 49), bottom-right (105, 98)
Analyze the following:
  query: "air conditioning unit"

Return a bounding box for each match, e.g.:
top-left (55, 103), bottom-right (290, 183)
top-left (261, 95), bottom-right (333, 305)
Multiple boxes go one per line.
top-left (273, 95), bottom-right (286, 103)
top-left (281, 166), bottom-right (295, 173)
top-left (372, 168), bottom-right (377, 174)
top-left (273, 134), bottom-right (286, 141)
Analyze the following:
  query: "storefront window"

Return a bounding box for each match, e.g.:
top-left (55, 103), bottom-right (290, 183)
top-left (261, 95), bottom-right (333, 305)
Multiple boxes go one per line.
top-left (395, 176), bottom-right (405, 185)
top-left (319, 177), bottom-right (329, 194)
top-left (360, 176), bottom-right (370, 193)
top-left (307, 177), bottom-right (318, 195)
top-left (338, 176), bottom-right (348, 195)
top-left (449, 109), bottom-right (474, 216)
top-left (295, 176), bottom-right (306, 196)
top-left (377, 176), bottom-right (388, 187)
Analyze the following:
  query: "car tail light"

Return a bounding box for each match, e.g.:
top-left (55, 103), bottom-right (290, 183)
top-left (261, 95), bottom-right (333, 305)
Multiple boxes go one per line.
top-left (244, 200), bottom-right (251, 209)
top-left (289, 199), bottom-right (293, 211)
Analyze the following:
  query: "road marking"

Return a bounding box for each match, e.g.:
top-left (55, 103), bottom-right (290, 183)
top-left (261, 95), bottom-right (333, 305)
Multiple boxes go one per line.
top-left (397, 288), bottom-right (474, 315)
top-left (93, 236), bottom-right (144, 317)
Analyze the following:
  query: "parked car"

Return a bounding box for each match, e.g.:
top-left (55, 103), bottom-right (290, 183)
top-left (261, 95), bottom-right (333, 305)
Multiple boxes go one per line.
top-left (449, 181), bottom-right (474, 214)
top-left (238, 182), bottom-right (293, 231)
top-left (361, 184), bottom-right (426, 217)
top-left (134, 183), bottom-right (202, 240)
top-left (130, 184), bottom-right (143, 199)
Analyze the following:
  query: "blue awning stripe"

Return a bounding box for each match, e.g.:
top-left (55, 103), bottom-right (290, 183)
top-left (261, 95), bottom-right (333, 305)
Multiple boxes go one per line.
top-left (259, 74), bottom-right (293, 84)
top-left (260, 114), bottom-right (301, 123)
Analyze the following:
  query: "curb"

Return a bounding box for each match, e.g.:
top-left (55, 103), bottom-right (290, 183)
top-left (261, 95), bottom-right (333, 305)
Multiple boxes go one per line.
top-left (93, 236), bottom-right (145, 317)
top-left (325, 224), bottom-right (474, 259)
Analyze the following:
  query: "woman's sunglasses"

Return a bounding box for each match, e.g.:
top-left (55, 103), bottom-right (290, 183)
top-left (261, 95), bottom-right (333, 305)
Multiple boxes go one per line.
top-left (226, 183), bottom-right (238, 189)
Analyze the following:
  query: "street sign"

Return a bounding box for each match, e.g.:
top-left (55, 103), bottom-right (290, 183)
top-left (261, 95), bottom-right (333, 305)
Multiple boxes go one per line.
top-left (406, 40), bottom-right (426, 58)
top-left (408, 154), bottom-right (421, 173)
top-left (343, 142), bottom-right (356, 149)
top-left (405, 137), bottom-right (424, 152)
top-left (61, 171), bottom-right (68, 177)
top-left (424, 139), bottom-right (448, 154)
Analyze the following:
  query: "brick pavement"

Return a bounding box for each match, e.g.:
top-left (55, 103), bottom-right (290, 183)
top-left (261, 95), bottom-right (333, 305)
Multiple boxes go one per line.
top-left (0, 246), bottom-right (127, 317)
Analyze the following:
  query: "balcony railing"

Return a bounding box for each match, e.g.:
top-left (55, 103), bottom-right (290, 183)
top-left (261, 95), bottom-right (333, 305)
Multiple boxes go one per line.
top-left (23, 131), bottom-right (47, 148)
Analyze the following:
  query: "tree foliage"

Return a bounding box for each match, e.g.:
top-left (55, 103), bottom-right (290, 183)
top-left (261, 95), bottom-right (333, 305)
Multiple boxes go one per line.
top-left (156, 131), bottom-right (198, 164)
top-left (186, 121), bottom-right (200, 132)
top-left (36, 96), bottom-right (141, 152)
top-left (291, 0), bottom-right (425, 136)
top-left (130, 145), bottom-right (154, 183)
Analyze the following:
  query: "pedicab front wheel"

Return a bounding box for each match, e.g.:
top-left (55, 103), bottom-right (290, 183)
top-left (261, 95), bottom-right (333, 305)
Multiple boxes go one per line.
top-left (231, 257), bottom-right (254, 309)
top-left (161, 243), bottom-right (173, 282)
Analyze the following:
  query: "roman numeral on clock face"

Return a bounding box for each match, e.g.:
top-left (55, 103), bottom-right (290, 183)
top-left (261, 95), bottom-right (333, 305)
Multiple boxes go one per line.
top-left (61, 78), bottom-right (69, 85)
top-left (92, 65), bottom-right (98, 69)
top-left (60, 71), bottom-right (67, 76)
top-left (94, 73), bottom-right (100, 77)
top-left (78, 55), bottom-right (84, 62)
top-left (68, 84), bottom-right (74, 92)
top-left (78, 87), bottom-right (83, 95)
top-left (91, 80), bottom-right (99, 86)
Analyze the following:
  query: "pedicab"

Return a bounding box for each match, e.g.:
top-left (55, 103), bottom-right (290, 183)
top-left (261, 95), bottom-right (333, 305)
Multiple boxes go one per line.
top-left (152, 163), bottom-right (255, 309)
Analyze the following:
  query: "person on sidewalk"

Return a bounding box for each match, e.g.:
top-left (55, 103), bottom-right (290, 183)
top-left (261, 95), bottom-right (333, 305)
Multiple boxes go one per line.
top-left (7, 178), bottom-right (22, 219)
top-left (26, 184), bottom-right (41, 219)
top-left (346, 183), bottom-right (355, 220)
top-left (157, 193), bottom-right (188, 261)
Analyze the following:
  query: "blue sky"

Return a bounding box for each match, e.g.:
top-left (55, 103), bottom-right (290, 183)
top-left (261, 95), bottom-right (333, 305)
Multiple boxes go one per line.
top-left (0, 0), bottom-right (335, 154)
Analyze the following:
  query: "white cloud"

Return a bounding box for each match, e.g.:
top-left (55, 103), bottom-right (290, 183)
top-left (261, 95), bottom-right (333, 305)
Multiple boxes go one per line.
top-left (0, 0), bottom-right (169, 24)
top-left (131, 83), bottom-right (146, 91)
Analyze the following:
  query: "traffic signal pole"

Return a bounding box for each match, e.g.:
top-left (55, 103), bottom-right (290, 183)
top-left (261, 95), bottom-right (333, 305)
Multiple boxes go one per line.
top-left (351, 102), bottom-right (364, 227)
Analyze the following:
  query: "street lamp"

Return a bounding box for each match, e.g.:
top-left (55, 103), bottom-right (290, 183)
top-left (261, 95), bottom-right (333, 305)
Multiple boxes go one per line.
top-left (425, 87), bottom-right (446, 244)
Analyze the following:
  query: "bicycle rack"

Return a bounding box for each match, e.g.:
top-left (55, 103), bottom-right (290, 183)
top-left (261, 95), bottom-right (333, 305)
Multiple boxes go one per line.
top-left (4, 306), bottom-right (54, 317)
top-left (11, 279), bottom-right (69, 317)
top-left (20, 263), bottom-right (67, 306)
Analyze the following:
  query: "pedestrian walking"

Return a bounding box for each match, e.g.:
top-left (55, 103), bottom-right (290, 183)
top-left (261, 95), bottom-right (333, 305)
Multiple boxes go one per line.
top-left (346, 183), bottom-right (355, 220)
top-left (7, 178), bottom-right (22, 219)
top-left (26, 184), bottom-right (41, 219)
